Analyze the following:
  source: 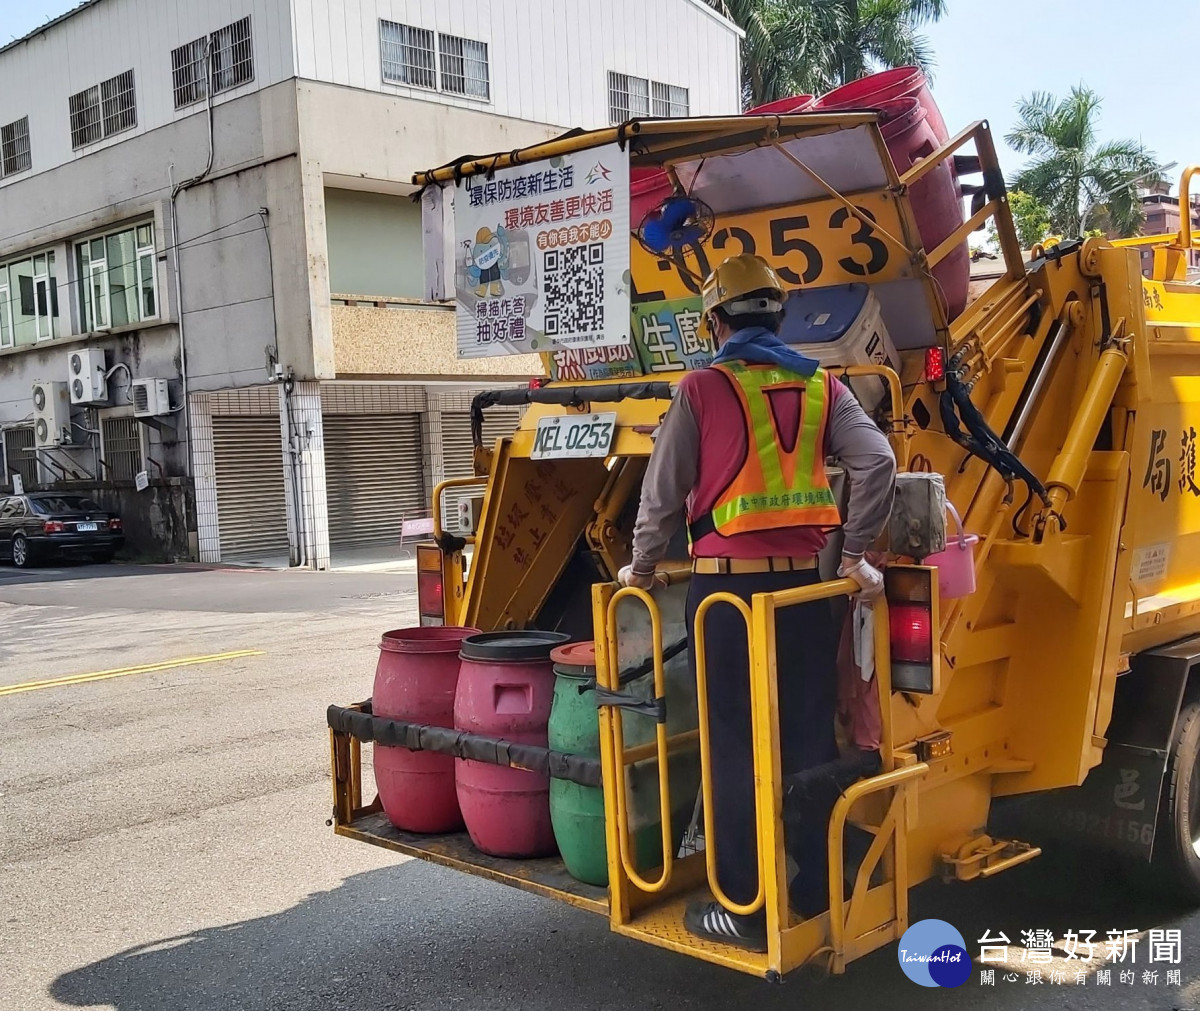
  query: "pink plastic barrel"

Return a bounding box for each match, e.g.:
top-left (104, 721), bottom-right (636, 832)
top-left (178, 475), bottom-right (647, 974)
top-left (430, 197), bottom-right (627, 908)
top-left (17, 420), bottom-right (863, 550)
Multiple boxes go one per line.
top-left (372, 626), bottom-right (479, 834)
top-left (746, 94), bottom-right (815, 115)
top-left (877, 98), bottom-right (968, 320)
top-left (812, 66), bottom-right (947, 142)
top-left (454, 631), bottom-right (569, 858)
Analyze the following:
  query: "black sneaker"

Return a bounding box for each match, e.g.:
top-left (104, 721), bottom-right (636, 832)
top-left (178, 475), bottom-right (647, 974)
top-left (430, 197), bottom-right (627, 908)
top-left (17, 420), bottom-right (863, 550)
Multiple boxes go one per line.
top-left (683, 901), bottom-right (767, 952)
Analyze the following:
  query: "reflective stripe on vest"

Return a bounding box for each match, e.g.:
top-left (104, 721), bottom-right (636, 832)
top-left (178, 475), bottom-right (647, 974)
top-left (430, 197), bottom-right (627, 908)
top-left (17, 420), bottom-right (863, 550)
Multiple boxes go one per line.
top-left (700, 361), bottom-right (841, 537)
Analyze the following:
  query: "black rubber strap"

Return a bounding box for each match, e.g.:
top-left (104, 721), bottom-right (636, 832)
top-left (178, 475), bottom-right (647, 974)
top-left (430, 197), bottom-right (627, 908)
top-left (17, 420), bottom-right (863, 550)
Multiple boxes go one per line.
top-left (688, 513), bottom-right (717, 542)
top-left (327, 704), bottom-right (602, 788)
top-left (576, 637), bottom-right (689, 694)
top-left (593, 689), bottom-right (667, 724)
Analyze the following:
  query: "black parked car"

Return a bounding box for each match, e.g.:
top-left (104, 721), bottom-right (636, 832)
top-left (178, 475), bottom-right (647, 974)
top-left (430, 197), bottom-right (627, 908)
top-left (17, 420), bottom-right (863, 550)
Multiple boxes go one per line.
top-left (0, 493), bottom-right (125, 567)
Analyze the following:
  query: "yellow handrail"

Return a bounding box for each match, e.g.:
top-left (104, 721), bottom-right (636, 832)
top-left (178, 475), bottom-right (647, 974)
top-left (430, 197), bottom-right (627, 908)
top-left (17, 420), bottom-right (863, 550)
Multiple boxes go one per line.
top-left (604, 586), bottom-right (676, 893)
top-left (693, 590), bottom-right (766, 916)
top-left (432, 476), bottom-right (489, 541)
top-left (1179, 164), bottom-right (1200, 251)
top-left (829, 365), bottom-right (908, 469)
top-left (826, 762), bottom-right (929, 959)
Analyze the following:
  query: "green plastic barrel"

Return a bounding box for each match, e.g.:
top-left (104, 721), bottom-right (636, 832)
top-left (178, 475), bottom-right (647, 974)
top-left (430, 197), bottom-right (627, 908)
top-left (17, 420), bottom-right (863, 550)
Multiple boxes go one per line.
top-left (548, 642), bottom-right (700, 887)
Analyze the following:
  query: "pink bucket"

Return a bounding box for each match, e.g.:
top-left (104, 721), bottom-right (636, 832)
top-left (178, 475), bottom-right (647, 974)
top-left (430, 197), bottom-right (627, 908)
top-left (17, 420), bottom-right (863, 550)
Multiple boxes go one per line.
top-left (927, 503), bottom-right (978, 599)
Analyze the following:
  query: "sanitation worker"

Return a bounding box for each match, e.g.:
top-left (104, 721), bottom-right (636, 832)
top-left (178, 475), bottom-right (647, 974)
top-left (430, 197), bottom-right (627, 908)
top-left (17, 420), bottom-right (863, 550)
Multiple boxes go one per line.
top-left (618, 253), bottom-right (896, 951)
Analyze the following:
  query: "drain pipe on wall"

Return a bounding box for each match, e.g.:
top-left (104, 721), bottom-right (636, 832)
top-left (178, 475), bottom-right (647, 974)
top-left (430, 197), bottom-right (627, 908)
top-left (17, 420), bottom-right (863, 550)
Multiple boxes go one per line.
top-left (168, 40), bottom-right (215, 547)
top-left (282, 373), bottom-right (308, 568)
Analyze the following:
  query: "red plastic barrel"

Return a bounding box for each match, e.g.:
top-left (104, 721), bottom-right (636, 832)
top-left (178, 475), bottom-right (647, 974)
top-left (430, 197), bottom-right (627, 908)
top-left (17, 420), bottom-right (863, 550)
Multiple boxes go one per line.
top-left (812, 66), bottom-right (947, 142)
top-left (877, 98), bottom-right (968, 320)
top-left (372, 626), bottom-right (479, 834)
top-left (746, 94), bottom-right (815, 115)
top-left (631, 167), bottom-right (674, 227)
top-left (454, 630), bottom-right (570, 857)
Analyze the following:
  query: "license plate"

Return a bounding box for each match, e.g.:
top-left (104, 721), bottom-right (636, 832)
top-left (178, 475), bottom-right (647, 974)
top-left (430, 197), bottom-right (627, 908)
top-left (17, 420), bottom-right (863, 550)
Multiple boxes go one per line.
top-left (76, 522), bottom-right (98, 532)
top-left (531, 413), bottom-right (617, 460)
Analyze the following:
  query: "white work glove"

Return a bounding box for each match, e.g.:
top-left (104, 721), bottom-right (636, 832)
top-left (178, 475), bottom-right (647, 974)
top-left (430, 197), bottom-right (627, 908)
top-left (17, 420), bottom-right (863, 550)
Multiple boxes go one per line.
top-left (851, 600), bottom-right (875, 681)
top-left (838, 555), bottom-right (884, 600)
top-left (617, 565), bottom-right (659, 590)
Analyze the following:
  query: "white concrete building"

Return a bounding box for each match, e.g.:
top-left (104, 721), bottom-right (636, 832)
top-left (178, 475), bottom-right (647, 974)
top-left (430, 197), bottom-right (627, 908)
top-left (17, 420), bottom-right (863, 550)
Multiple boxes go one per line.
top-left (0, 0), bottom-right (741, 566)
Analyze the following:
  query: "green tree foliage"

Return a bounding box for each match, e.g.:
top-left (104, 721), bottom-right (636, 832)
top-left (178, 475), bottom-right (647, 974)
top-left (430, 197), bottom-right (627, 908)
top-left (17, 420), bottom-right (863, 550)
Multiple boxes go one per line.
top-left (1005, 86), bottom-right (1160, 239)
top-left (1006, 190), bottom-right (1053, 249)
top-left (706, 0), bottom-right (948, 108)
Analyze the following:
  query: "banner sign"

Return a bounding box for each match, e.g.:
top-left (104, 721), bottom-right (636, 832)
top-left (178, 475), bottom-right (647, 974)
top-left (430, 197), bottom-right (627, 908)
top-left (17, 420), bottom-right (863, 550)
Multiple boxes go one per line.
top-left (632, 296), bottom-right (713, 374)
top-left (454, 142), bottom-right (631, 359)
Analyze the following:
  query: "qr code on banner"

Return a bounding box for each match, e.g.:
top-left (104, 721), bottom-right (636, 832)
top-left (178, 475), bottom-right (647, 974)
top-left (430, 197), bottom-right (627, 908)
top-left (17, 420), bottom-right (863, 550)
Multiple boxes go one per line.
top-left (543, 244), bottom-right (604, 338)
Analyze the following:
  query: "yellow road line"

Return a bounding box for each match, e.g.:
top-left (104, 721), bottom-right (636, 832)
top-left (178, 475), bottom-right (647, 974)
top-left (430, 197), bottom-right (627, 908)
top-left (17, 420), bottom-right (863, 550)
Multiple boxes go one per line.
top-left (0, 650), bottom-right (265, 698)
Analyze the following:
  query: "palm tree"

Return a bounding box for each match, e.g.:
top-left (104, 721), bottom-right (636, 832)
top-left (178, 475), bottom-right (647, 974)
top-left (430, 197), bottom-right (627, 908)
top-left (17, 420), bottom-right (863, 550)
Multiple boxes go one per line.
top-left (1005, 86), bottom-right (1160, 239)
top-left (706, 0), bottom-right (948, 108)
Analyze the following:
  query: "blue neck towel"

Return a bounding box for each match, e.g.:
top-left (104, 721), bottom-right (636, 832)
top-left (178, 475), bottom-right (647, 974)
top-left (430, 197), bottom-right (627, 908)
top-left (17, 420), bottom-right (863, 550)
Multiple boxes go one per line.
top-left (710, 326), bottom-right (820, 377)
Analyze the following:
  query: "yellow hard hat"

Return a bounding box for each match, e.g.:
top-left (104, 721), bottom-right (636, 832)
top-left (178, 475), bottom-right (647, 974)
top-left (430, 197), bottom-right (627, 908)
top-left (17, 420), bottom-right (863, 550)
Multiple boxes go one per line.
top-left (701, 253), bottom-right (786, 316)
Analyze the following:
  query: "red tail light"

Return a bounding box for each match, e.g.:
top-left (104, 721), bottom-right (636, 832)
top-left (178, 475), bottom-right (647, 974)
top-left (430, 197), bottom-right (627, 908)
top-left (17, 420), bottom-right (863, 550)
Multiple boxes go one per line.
top-left (43, 520), bottom-right (64, 533)
top-left (529, 377), bottom-right (547, 389)
top-left (416, 544), bottom-right (446, 626)
top-left (924, 346), bottom-right (946, 382)
top-left (108, 518), bottom-right (122, 530)
top-left (889, 603), bottom-right (933, 663)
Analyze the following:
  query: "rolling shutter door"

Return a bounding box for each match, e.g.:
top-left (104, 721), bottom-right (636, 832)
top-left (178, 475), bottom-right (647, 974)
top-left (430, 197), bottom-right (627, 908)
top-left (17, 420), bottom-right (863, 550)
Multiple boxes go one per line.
top-left (439, 408), bottom-right (522, 530)
top-left (323, 414), bottom-right (425, 547)
top-left (212, 417), bottom-right (289, 558)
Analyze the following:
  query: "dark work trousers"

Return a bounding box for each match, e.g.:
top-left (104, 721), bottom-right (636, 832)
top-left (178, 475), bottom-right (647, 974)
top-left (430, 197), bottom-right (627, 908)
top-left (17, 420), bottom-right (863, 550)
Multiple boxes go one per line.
top-left (687, 567), bottom-right (839, 915)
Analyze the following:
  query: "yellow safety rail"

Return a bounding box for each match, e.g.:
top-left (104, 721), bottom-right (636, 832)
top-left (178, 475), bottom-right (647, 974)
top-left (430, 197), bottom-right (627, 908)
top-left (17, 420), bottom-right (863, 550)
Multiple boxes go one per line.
top-left (432, 475), bottom-right (489, 542)
top-left (604, 585), bottom-right (676, 893)
top-left (830, 364), bottom-right (909, 469)
top-left (693, 591), bottom-right (766, 916)
top-left (1179, 165), bottom-right (1200, 251)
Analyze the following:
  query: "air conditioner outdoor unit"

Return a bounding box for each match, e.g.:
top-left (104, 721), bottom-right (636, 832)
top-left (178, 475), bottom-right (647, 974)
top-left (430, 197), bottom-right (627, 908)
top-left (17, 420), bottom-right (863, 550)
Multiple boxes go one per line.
top-left (32, 381), bottom-right (72, 447)
top-left (132, 378), bottom-right (171, 418)
top-left (67, 347), bottom-right (108, 404)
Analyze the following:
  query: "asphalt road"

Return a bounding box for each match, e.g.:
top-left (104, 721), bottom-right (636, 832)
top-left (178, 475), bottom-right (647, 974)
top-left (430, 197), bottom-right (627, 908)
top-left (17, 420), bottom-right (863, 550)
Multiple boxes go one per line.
top-left (3, 560), bottom-right (1200, 1010)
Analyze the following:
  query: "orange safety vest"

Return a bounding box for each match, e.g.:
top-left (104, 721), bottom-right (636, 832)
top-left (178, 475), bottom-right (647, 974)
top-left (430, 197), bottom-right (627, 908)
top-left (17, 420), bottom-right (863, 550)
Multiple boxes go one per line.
top-left (688, 361), bottom-right (841, 542)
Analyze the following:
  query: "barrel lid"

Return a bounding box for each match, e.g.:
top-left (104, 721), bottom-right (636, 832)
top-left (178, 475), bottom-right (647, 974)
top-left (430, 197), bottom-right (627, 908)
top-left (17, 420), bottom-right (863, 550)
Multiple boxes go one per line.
top-left (550, 640), bottom-right (597, 670)
top-left (460, 630), bottom-right (571, 662)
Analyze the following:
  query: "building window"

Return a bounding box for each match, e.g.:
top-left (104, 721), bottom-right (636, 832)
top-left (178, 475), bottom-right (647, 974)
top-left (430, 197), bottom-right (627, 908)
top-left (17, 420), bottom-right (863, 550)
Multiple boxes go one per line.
top-left (77, 223), bottom-right (157, 332)
top-left (172, 17), bottom-right (254, 109)
top-left (171, 37), bottom-right (208, 108)
top-left (1, 117), bottom-right (31, 176)
top-left (1, 251), bottom-right (58, 348)
top-left (212, 17), bottom-right (254, 94)
top-left (69, 69), bottom-right (136, 148)
top-left (101, 415), bottom-right (143, 482)
top-left (380, 21), bottom-right (436, 89)
top-left (652, 82), bottom-right (689, 118)
top-left (2, 426), bottom-right (37, 491)
top-left (439, 34), bottom-right (489, 99)
top-left (380, 23), bottom-right (489, 99)
top-left (609, 72), bottom-right (688, 124)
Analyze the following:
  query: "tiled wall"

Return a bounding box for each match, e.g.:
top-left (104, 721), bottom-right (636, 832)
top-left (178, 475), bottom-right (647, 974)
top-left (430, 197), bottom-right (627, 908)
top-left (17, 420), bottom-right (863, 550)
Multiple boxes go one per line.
top-left (189, 393), bottom-right (220, 563)
top-left (330, 301), bottom-right (543, 378)
top-left (286, 381), bottom-right (331, 570)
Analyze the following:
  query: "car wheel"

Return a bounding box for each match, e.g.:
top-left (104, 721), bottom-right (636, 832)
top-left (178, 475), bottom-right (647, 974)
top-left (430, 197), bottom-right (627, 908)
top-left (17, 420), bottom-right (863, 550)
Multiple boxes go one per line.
top-left (11, 533), bottom-right (32, 569)
top-left (1155, 700), bottom-right (1200, 901)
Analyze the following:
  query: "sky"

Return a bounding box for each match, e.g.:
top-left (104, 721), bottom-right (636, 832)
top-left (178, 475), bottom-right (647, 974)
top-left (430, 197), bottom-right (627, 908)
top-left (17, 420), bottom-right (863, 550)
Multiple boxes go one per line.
top-left (2, 0), bottom-right (1196, 191)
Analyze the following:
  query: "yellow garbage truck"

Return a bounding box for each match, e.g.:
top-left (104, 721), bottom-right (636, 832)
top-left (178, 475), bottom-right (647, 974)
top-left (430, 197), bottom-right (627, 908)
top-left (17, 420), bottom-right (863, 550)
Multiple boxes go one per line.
top-left (327, 110), bottom-right (1200, 980)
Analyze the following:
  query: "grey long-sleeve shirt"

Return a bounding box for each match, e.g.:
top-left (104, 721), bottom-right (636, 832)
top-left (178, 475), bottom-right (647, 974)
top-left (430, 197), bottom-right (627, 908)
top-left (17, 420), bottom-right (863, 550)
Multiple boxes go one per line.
top-left (630, 371), bottom-right (897, 574)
